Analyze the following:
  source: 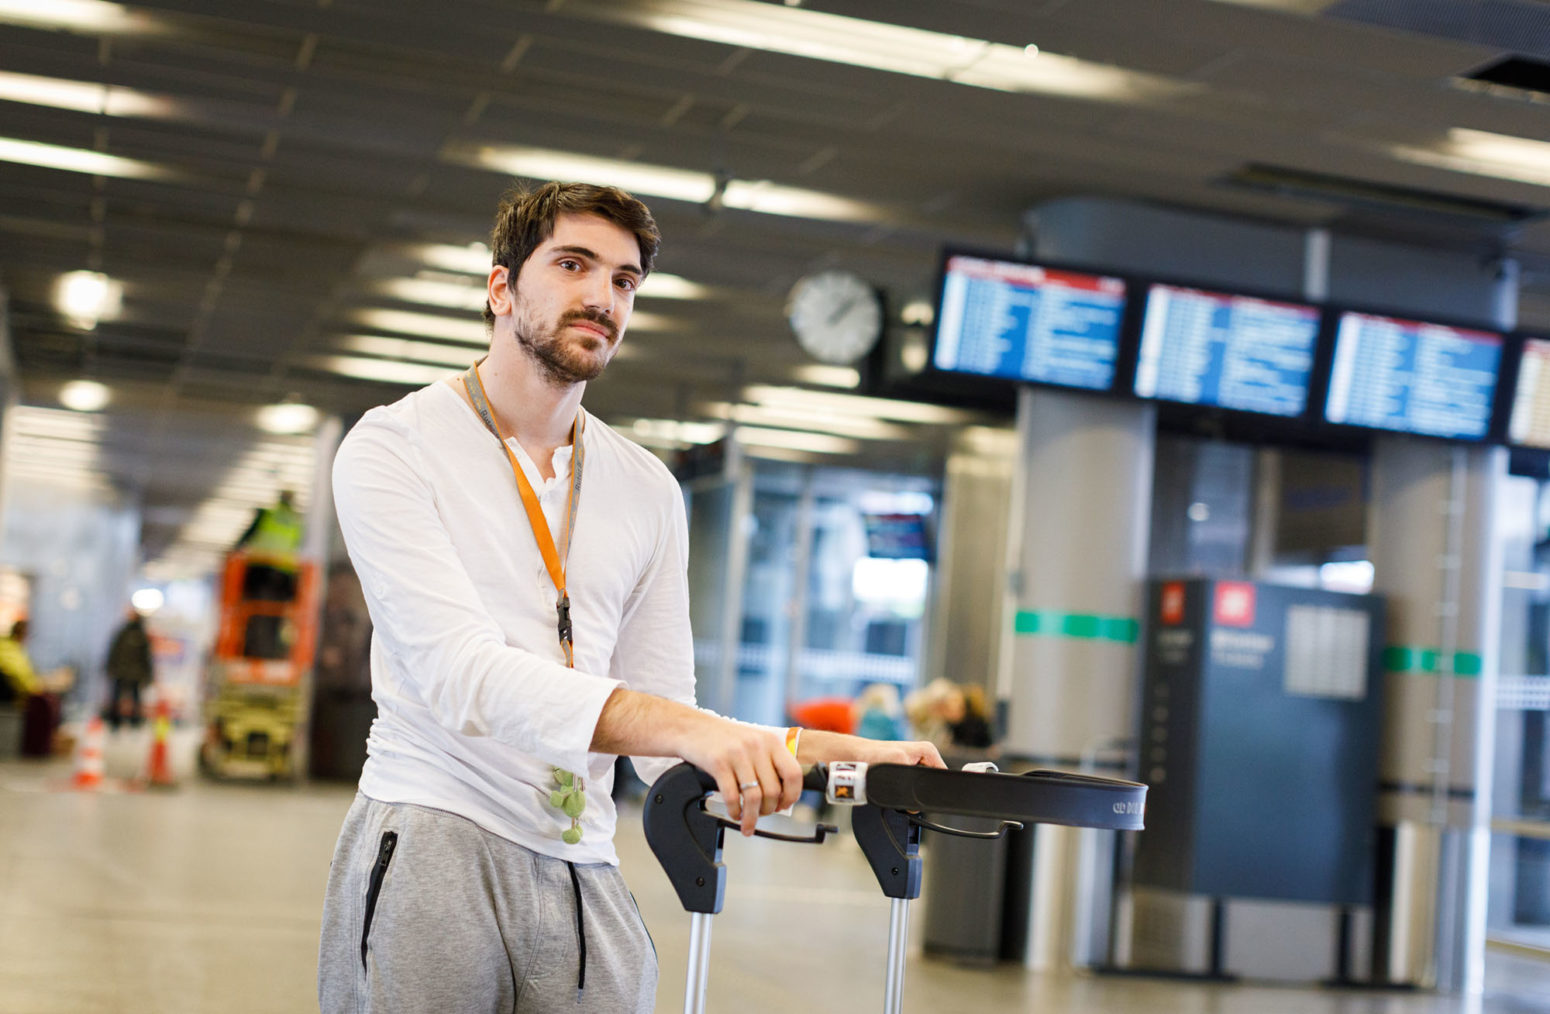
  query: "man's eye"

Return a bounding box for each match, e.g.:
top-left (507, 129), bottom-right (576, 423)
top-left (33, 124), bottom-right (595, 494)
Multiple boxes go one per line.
top-left (616, 277), bottom-right (636, 292)
top-left (559, 259), bottom-right (581, 271)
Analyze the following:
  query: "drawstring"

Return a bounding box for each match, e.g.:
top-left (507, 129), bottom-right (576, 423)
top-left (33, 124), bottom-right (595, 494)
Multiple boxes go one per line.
top-left (567, 861), bottom-right (587, 1000)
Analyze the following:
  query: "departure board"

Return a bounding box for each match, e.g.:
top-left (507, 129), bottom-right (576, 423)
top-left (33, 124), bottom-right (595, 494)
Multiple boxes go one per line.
top-left (1134, 284), bottom-right (1319, 417)
top-left (932, 254), bottom-right (1127, 390)
top-left (1508, 338), bottom-right (1550, 448)
top-left (1324, 311), bottom-right (1502, 440)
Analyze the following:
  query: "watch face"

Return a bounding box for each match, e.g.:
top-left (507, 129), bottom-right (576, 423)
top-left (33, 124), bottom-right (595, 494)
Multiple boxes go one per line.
top-left (787, 270), bottom-right (883, 365)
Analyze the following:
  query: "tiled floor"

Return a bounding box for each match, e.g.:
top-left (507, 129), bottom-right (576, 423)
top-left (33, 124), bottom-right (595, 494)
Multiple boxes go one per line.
top-left (1, 752), bottom-right (1546, 1014)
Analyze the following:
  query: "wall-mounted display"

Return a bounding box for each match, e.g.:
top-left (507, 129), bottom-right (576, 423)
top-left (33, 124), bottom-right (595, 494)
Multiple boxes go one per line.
top-left (1323, 311), bottom-right (1503, 440)
top-left (1133, 284), bottom-right (1319, 417)
top-left (1507, 337), bottom-right (1550, 449)
top-left (930, 252), bottom-right (1127, 391)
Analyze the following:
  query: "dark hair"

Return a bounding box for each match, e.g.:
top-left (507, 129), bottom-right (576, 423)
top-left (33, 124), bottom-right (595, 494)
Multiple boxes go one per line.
top-left (482, 181), bottom-right (661, 328)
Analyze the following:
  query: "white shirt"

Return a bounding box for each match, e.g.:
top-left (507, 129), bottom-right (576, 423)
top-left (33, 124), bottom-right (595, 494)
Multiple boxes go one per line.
top-left (333, 379), bottom-right (696, 865)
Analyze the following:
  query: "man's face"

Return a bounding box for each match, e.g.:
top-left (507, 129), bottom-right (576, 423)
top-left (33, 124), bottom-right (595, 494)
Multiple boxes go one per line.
top-left (496, 212), bottom-right (642, 386)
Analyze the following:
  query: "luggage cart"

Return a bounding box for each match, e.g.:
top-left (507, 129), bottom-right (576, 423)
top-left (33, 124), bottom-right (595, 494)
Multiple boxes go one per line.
top-left (644, 761), bottom-right (1146, 1014)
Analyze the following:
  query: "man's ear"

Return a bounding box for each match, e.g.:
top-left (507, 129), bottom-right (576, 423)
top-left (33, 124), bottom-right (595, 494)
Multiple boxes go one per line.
top-left (487, 265), bottom-right (515, 316)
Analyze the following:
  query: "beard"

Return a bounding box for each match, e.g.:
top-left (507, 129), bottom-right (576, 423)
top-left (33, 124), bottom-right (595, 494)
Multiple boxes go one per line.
top-left (513, 307), bottom-right (619, 386)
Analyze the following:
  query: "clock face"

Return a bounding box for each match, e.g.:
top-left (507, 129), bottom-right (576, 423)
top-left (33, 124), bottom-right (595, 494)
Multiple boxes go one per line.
top-left (786, 270), bottom-right (884, 365)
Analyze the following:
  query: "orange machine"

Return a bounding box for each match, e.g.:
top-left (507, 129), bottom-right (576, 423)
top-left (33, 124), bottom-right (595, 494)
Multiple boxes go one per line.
top-left (200, 551), bottom-right (320, 780)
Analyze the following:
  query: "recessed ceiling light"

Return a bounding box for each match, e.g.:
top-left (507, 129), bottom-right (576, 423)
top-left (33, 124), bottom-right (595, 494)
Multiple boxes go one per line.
top-left (0, 0), bottom-right (162, 34)
top-left (54, 270), bottom-right (122, 328)
top-left (254, 402), bottom-right (320, 435)
top-left (0, 70), bottom-right (174, 117)
top-left (58, 379), bottom-right (110, 412)
top-left (1389, 127), bottom-right (1550, 187)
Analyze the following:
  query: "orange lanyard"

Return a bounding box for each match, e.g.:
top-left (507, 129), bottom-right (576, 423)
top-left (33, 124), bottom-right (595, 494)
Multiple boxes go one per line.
top-left (462, 361), bottom-right (585, 667)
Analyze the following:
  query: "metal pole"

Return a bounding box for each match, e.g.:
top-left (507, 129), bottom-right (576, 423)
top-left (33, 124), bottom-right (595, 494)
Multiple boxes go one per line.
top-left (883, 897), bottom-right (910, 1014)
top-left (685, 912), bottom-right (714, 1014)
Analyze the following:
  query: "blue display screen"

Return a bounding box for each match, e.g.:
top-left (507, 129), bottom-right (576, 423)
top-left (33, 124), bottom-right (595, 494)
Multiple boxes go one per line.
top-left (1134, 284), bottom-right (1319, 417)
top-left (1324, 311), bottom-right (1502, 439)
top-left (932, 254), bottom-right (1127, 390)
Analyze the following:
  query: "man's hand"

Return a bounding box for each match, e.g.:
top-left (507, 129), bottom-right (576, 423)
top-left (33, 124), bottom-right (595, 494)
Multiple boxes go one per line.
top-left (591, 688), bottom-right (802, 836)
top-left (795, 729), bottom-right (947, 770)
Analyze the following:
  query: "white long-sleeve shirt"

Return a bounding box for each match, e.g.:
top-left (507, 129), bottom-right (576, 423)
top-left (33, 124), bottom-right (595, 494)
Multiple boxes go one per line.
top-left (333, 379), bottom-right (697, 865)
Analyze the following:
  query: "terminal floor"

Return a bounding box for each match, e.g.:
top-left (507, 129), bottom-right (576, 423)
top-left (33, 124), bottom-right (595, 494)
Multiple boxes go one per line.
top-left (1, 755), bottom-right (1548, 1014)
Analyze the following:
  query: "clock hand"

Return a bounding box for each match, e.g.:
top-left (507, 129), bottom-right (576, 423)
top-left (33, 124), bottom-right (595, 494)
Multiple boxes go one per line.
top-left (827, 298), bottom-right (858, 326)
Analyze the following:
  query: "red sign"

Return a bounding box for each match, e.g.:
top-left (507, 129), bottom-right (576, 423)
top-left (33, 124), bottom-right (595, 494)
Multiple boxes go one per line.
top-left (1213, 582), bottom-right (1256, 627)
top-left (1160, 582), bottom-right (1186, 625)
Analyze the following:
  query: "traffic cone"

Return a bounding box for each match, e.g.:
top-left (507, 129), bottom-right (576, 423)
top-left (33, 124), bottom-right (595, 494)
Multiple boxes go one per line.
top-left (72, 715), bottom-right (106, 790)
top-left (144, 699), bottom-right (175, 788)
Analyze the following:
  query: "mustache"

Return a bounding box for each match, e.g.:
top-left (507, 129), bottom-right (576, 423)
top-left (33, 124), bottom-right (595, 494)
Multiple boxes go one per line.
top-left (561, 309), bottom-right (618, 343)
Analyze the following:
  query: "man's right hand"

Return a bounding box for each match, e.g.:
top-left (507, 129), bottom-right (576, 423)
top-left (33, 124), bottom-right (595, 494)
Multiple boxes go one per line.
top-left (591, 688), bottom-right (803, 836)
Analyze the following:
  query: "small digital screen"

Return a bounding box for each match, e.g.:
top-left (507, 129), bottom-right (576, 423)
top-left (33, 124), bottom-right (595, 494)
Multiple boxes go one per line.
top-left (1508, 338), bottom-right (1550, 449)
top-left (862, 513), bottom-right (931, 561)
top-left (932, 254), bottom-right (1127, 390)
top-left (1324, 311), bottom-right (1502, 440)
top-left (1134, 284), bottom-right (1319, 417)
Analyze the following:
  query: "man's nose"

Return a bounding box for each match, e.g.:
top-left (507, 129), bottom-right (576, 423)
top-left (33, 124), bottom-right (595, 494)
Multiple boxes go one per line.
top-left (582, 274), bottom-right (615, 316)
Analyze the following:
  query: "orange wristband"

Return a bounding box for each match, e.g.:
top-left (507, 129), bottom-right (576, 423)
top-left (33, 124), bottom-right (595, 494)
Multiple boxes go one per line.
top-left (785, 726), bottom-right (802, 758)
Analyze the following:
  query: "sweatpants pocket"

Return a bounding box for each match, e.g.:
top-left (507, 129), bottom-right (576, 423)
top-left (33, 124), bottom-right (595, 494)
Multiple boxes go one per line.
top-left (360, 830), bottom-right (398, 970)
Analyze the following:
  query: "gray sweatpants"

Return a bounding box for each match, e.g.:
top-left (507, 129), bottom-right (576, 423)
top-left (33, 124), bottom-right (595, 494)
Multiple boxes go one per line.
top-left (318, 794), bottom-right (658, 1013)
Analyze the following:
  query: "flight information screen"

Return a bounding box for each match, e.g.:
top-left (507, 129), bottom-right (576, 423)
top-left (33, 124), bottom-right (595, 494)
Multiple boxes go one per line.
top-left (931, 254), bottom-right (1127, 390)
top-left (1324, 311), bottom-right (1502, 440)
top-left (1133, 284), bottom-right (1319, 417)
top-left (1508, 338), bottom-right (1550, 449)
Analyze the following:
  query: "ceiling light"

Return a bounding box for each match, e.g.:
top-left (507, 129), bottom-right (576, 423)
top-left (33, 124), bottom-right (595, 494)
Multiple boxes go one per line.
top-left (734, 426), bottom-right (860, 455)
top-left (628, 417), bottom-right (727, 445)
top-left (1390, 128), bottom-right (1550, 187)
top-left (638, 273), bottom-right (710, 300)
top-left (372, 277), bottom-right (486, 311)
top-left (571, 0), bottom-right (1193, 102)
top-left (311, 355), bottom-right (460, 386)
top-left (443, 142), bottom-right (885, 223)
top-left (790, 364), bottom-right (861, 388)
top-left (337, 335), bottom-right (481, 367)
top-left (0, 136), bottom-right (171, 179)
top-left (743, 384), bottom-right (976, 424)
top-left (130, 587), bottom-right (163, 613)
top-left (352, 308), bottom-right (487, 345)
top-left (54, 270), bottom-right (122, 328)
top-left (0, 70), bottom-right (175, 117)
top-left (58, 379), bottom-right (110, 412)
top-left (705, 401), bottom-right (912, 440)
top-left (0, 0), bottom-right (161, 33)
top-left (254, 402), bottom-right (319, 435)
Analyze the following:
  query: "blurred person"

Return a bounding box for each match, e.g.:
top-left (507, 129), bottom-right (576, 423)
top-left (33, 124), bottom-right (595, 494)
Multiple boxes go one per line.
top-left (949, 682), bottom-right (995, 750)
top-left (235, 488), bottom-right (304, 557)
top-left (853, 682), bottom-right (904, 741)
top-left (317, 180), bottom-right (945, 1014)
top-left (903, 677), bottom-right (956, 749)
top-left (103, 609), bottom-right (154, 730)
top-left (0, 620), bottom-right (73, 756)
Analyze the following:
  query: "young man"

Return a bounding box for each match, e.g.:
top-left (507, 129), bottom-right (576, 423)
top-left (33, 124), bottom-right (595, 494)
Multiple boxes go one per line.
top-left (318, 181), bottom-right (944, 1013)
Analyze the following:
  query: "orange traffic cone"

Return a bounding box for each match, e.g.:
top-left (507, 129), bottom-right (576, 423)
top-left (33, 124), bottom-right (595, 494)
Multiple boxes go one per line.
top-left (144, 700), bottom-right (175, 788)
top-left (72, 715), bottom-right (106, 790)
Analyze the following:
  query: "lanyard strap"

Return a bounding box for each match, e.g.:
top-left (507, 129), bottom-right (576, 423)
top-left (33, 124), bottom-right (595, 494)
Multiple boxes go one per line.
top-left (462, 360), bottom-right (585, 665)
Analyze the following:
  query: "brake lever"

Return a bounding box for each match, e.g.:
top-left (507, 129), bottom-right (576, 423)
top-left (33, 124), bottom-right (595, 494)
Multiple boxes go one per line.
top-left (907, 814), bottom-right (1024, 840)
top-left (704, 811), bottom-right (839, 844)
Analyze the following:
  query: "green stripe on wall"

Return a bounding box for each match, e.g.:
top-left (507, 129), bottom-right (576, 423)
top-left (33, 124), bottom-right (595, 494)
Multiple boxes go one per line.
top-left (1383, 645), bottom-right (1482, 677)
top-left (1014, 610), bottom-right (1139, 644)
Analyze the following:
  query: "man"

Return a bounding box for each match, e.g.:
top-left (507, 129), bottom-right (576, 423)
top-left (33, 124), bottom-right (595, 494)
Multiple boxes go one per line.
top-left (318, 181), bottom-right (943, 1013)
top-left (104, 609), bottom-right (154, 729)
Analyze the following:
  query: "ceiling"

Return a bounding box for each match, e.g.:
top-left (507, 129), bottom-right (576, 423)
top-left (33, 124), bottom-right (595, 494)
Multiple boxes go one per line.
top-left (3, 0), bottom-right (1550, 575)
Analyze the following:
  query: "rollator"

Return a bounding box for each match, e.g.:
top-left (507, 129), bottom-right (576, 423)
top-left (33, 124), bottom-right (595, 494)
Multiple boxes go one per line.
top-left (644, 760), bottom-right (1147, 1014)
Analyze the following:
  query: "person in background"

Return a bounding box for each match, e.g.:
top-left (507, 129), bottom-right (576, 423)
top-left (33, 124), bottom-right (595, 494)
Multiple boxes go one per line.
top-left (236, 489), bottom-right (304, 557)
top-left (0, 619), bottom-right (42, 704)
top-left (0, 620), bottom-right (73, 756)
top-left (905, 678), bottom-right (995, 751)
top-left (853, 682), bottom-right (905, 741)
top-left (950, 682), bottom-right (995, 750)
top-left (104, 609), bottom-right (154, 730)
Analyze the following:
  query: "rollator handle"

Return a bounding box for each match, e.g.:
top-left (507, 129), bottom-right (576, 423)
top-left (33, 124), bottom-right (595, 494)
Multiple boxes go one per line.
top-left (643, 762), bottom-right (839, 915)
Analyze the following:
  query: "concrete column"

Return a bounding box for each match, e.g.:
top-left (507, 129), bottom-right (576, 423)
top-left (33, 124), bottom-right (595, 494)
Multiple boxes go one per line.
top-left (1368, 438), bottom-right (1504, 992)
top-left (1003, 387), bottom-right (1155, 969)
